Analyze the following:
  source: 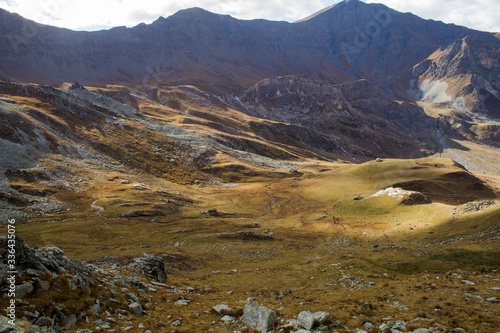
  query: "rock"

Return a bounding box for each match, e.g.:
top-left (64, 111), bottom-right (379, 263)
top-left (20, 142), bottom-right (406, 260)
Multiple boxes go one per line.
top-left (240, 304), bottom-right (276, 333)
top-left (171, 320), bottom-right (182, 326)
top-left (393, 321), bottom-right (406, 331)
top-left (400, 191), bottom-right (432, 205)
top-left (361, 302), bottom-right (373, 311)
top-left (128, 253), bottom-right (167, 283)
top-left (38, 280), bottom-right (51, 291)
top-left (413, 329), bottom-right (430, 333)
top-left (125, 293), bottom-right (140, 304)
top-left (312, 311), bottom-right (332, 326)
top-left (450, 329), bottom-right (466, 333)
top-left (15, 282), bottom-right (34, 297)
top-left (363, 322), bottom-right (375, 331)
top-left (62, 313), bottom-right (76, 329)
top-left (487, 297), bottom-right (499, 304)
top-left (174, 299), bottom-right (191, 306)
top-left (212, 304), bottom-right (231, 315)
top-left (128, 302), bottom-right (143, 316)
top-left (297, 311), bottom-right (315, 330)
top-left (212, 304), bottom-right (243, 317)
top-left (221, 315), bottom-right (235, 323)
top-left (462, 280), bottom-right (475, 286)
top-left (407, 318), bottom-right (435, 330)
top-left (354, 196), bottom-right (363, 200)
top-left (132, 184), bottom-right (150, 191)
top-left (88, 301), bottom-right (100, 315)
top-left (0, 315), bottom-right (26, 332)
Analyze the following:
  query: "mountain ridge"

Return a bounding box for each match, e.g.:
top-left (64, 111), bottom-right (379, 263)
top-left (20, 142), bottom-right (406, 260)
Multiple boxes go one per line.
top-left (1, 1), bottom-right (499, 92)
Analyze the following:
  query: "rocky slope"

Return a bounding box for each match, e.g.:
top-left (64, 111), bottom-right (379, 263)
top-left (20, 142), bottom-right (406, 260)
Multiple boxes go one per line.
top-left (412, 37), bottom-right (500, 119)
top-left (239, 76), bottom-right (437, 159)
top-left (0, 235), bottom-right (168, 332)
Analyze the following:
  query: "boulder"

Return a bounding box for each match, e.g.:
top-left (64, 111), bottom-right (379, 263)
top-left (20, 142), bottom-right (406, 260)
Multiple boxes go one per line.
top-left (313, 311), bottom-right (333, 326)
top-left (15, 282), bottom-right (34, 298)
top-left (128, 253), bottom-right (167, 283)
top-left (128, 302), bottom-right (142, 316)
top-left (240, 304), bottom-right (276, 333)
top-left (297, 311), bottom-right (315, 330)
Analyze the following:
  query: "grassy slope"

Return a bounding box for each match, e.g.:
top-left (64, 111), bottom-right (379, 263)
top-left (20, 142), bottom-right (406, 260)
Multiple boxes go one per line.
top-left (1, 85), bottom-right (499, 331)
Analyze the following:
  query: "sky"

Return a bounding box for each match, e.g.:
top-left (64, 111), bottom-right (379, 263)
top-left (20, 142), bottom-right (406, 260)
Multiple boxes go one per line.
top-left (0, 0), bottom-right (499, 33)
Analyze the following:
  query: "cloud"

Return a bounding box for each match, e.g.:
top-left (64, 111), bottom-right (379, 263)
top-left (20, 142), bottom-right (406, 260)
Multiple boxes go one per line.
top-left (365, 0), bottom-right (500, 33)
top-left (0, 0), bottom-right (498, 33)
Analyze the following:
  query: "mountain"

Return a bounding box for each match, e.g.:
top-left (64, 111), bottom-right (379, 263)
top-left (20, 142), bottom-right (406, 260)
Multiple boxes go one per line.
top-left (0, 1), bottom-right (498, 92)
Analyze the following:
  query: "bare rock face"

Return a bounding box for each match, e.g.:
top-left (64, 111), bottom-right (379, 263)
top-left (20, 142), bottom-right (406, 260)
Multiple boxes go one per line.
top-left (418, 37), bottom-right (500, 119)
top-left (128, 253), bottom-right (167, 283)
top-left (240, 76), bottom-right (436, 159)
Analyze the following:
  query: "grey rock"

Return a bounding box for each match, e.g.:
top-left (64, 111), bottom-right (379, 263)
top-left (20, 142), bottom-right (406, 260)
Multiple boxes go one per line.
top-left (363, 322), bottom-right (375, 331)
top-left (171, 319), bottom-right (182, 326)
top-left (125, 293), bottom-right (140, 304)
top-left (38, 280), bottom-right (50, 292)
top-left (88, 301), bottom-right (100, 315)
top-left (62, 313), bottom-right (76, 329)
top-left (15, 282), bottom-right (34, 298)
top-left (313, 311), bottom-right (332, 326)
top-left (393, 321), bottom-right (406, 330)
top-left (487, 297), bottom-right (499, 304)
top-left (128, 253), bottom-right (167, 283)
top-left (297, 311), bottom-right (315, 330)
top-left (461, 280), bottom-right (475, 286)
top-left (413, 329), bottom-right (430, 333)
top-left (240, 304), bottom-right (276, 333)
top-left (450, 329), bottom-right (466, 333)
top-left (212, 304), bottom-right (231, 315)
top-left (221, 315), bottom-right (235, 322)
top-left (174, 299), bottom-right (191, 306)
top-left (0, 315), bottom-right (25, 332)
top-left (128, 302), bottom-right (142, 316)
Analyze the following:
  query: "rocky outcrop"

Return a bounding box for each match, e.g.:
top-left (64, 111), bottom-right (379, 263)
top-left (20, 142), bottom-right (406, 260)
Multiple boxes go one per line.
top-left (0, 236), bottom-right (167, 331)
top-left (415, 37), bottom-right (500, 119)
top-left (240, 76), bottom-right (437, 159)
top-left (127, 253), bottom-right (167, 283)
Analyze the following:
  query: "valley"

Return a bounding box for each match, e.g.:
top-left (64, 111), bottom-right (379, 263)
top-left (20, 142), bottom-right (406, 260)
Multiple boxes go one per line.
top-left (0, 0), bottom-right (499, 331)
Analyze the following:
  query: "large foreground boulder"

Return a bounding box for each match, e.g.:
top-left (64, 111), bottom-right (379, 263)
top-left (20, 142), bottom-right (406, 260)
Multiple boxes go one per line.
top-left (240, 304), bottom-right (276, 332)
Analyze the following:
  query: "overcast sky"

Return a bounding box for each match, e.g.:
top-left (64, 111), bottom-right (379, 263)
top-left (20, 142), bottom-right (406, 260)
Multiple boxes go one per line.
top-left (0, 0), bottom-right (499, 33)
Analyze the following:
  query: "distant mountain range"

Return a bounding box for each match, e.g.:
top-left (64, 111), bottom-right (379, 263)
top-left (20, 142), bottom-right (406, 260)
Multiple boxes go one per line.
top-left (0, 0), bottom-right (499, 167)
top-left (1, 0), bottom-right (498, 92)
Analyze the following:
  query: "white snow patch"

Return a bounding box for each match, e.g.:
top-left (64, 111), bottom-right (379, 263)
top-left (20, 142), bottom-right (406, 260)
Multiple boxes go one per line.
top-left (419, 80), bottom-right (453, 104)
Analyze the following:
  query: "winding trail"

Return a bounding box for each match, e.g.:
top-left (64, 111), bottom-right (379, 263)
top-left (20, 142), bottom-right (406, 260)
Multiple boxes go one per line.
top-left (91, 195), bottom-right (109, 219)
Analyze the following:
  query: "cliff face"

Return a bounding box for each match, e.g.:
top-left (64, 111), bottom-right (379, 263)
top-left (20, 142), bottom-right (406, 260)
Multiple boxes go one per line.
top-left (412, 37), bottom-right (500, 119)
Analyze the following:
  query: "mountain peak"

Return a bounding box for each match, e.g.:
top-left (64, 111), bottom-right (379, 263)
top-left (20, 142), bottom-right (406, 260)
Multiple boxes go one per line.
top-left (296, 0), bottom-right (373, 23)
